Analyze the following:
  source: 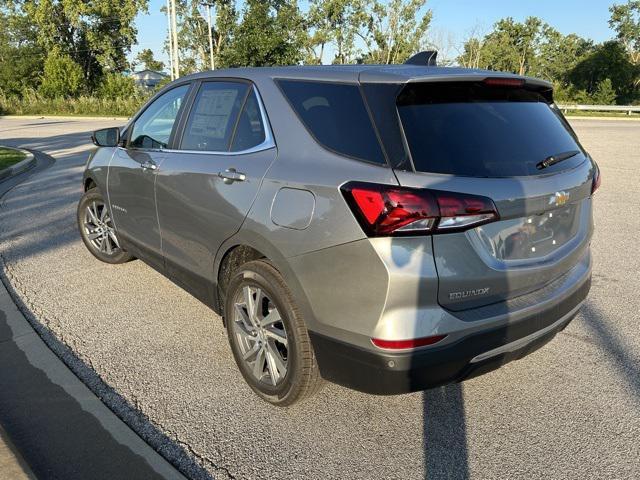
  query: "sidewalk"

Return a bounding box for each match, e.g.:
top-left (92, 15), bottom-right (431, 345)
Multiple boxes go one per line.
top-left (0, 151), bottom-right (187, 480)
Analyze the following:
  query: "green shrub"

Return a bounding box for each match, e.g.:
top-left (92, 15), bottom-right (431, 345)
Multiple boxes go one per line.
top-left (590, 78), bottom-right (617, 105)
top-left (98, 73), bottom-right (137, 100)
top-left (39, 51), bottom-right (84, 99)
top-left (0, 89), bottom-right (147, 117)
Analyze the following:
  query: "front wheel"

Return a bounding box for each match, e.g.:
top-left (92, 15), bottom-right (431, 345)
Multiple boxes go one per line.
top-left (224, 260), bottom-right (324, 406)
top-left (77, 189), bottom-right (133, 264)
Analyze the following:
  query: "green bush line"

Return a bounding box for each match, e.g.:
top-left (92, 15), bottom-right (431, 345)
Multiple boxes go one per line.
top-left (0, 91), bottom-right (148, 117)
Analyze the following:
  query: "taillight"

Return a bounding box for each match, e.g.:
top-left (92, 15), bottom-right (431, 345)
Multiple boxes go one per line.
top-left (372, 334), bottom-right (447, 350)
top-left (341, 182), bottom-right (498, 236)
top-left (592, 163), bottom-right (601, 195)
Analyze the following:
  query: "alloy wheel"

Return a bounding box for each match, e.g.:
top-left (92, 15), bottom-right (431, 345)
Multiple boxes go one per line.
top-left (83, 200), bottom-right (120, 255)
top-left (232, 285), bottom-right (289, 386)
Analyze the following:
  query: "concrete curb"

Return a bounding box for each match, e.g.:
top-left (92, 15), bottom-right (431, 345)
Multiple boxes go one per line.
top-left (0, 114), bottom-right (129, 121)
top-left (565, 115), bottom-right (640, 122)
top-left (0, 147), bottom-right (36, 183)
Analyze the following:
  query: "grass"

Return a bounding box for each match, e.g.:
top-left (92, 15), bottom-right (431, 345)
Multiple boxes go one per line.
top-left (562, 110), bottom-right (640, 118)
top-left (0, 90), bottom-right (147, 117)
top-left (0, 147), bottom-right (27, 170)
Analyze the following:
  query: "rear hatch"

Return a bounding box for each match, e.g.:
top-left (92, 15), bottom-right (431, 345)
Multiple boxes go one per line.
top-left (364, 77), bottom-right (596, 311)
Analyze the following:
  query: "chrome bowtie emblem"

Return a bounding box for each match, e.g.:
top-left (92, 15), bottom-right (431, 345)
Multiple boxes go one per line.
top-left (549, 191), bottom-right (570, 207)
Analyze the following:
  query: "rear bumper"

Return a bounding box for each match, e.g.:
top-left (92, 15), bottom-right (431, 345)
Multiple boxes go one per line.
top-left (309, 274), bottom-right (590, 395)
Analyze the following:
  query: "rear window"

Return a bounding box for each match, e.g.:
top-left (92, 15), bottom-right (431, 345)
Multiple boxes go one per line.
top-left (277, 80), bottom-right (386, 165)
top-left (397, 82), bottom-right (585, 177)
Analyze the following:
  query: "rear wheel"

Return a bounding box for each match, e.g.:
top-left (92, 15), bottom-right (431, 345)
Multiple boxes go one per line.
top-left (224, 260), bottom-right (323, 406)
top-left (77, 189), bottom-right (133, 264)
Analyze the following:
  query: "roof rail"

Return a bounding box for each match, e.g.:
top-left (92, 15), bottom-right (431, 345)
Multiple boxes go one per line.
top-left (404, 51), bottom-right (438, 67)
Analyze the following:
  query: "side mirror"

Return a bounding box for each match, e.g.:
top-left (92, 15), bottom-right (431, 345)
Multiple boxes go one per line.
top-left (92, 127), bottom-right (121, 147)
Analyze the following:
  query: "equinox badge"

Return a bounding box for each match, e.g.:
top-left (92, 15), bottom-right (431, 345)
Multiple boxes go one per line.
top-left (449, 287), bottom-right (490, 300)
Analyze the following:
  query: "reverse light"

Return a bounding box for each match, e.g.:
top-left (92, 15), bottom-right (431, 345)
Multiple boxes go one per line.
top-left (372, 335), bottom-right (447, 350)
top-left (341, 182), bottom-right (499, 236)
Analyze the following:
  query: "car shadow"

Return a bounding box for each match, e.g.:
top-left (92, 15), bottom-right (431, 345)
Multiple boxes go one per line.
top-left (578, 302), bottom-right (640, 401)
top-left (422, 384), bottom-right (469, 479)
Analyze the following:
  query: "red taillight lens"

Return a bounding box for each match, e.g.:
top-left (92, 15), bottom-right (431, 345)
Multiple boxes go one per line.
top-left (349, 185), bottom-right (439, 235)
top-left (483, 77), bottom-right (525, 87)
top-left (342, 182), bottom-right (498, 236)
top-left (592, 164), bottom-right (601, 195)
top-left (372, 335), bottom-right (447, 350)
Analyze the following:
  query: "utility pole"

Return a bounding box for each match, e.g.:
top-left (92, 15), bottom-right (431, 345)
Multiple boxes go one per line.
top-left (170, 0), bottom-right (180, 78)
top-left (204, 2), bottom-right (215, 70)
top-left (166, 0), bottom-right (174, 80)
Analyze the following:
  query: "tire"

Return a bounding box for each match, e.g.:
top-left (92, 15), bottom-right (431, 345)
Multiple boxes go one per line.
top-left (77, 188), bottom-right (133, 264)
top-left (224, 260), bottom-right (324, 406)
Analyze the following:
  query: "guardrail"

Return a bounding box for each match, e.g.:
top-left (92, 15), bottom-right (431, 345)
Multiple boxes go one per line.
top-left (558, 104), bottom-right (640, 115)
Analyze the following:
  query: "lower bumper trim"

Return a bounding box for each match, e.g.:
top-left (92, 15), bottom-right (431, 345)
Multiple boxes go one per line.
top-left (469, 303), bottom-right (582, 364)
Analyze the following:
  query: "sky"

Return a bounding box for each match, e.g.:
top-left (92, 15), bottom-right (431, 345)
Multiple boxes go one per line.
top-left (130, 0), bottom-right (620, 69)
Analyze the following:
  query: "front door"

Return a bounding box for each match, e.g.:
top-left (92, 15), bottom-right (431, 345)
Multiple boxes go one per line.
top-left (108, 84), bottom-right (191, 269)
top-left (155, 81), bottom-right (276, 302)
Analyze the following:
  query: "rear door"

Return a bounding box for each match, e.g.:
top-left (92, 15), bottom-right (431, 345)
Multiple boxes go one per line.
top-left (375, 79), bottom-right (596, 311)
top-left (155, 80), bottom-right (276, 302)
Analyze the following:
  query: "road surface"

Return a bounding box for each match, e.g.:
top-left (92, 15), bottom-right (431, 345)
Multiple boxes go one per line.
top-left (0, 117), bottom-right (638, 479)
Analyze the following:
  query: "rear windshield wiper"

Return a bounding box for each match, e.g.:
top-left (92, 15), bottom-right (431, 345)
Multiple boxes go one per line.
top-left (537, 150), bottom-right (581, 170)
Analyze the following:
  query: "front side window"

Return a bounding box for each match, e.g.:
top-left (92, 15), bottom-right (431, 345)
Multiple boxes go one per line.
top-left (129, 85), bottom-right (190, 149)
top-left (180, 81), bottom-right (249, 151)
top-left (277, 80), bottom-right (386, 165)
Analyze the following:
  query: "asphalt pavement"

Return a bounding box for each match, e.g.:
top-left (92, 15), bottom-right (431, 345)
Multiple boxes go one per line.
top-left (0, 116), bottom-right (638, 479)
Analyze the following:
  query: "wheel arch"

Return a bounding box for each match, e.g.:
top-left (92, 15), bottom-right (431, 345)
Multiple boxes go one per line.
top-left (213, 233), bottom-right (318, 333)
top-left (84, 176), bottom-right (97, 191)
top-left (217, 244), bottom-right (268, 315)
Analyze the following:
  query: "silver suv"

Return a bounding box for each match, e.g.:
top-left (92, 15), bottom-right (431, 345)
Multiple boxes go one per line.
top-left (79, 59), bottom-right (599, 406)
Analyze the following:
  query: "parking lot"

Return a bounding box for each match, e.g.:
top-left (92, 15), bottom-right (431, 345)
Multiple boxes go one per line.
top-left (0, 116), bottom-right (639, 479)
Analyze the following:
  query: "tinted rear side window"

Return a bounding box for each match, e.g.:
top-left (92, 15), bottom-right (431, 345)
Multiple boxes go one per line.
top-left (397, 82), bottom-right (585, 177)
top-left (278, 80), bottom-right (386, 165)
top-left (181, 81), bottom-right (249, 151)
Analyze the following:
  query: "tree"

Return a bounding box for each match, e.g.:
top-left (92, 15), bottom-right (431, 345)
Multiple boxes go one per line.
top-left (569, 41), bottom-right (637, 104)
top-left (460, 17), bottom-right (545, 76)
top-left (534, 28), bottom-right (594, 83)
top-left (166, 0), bottom-right (236, 73)
top-left (220, 0), bottom-right (306, 67)
top-left (591, 78), bottom-right (617, 104)
top-left (359, 0), bottom-right (432, 64)
top-left (0, 9), bottom-right (44, 95)
top-left (457, 23), bottom-right (488, 68)
top-left (175, 0), bottom-right (210, 73)
top-left (306, 0), bottom-right (365, 64)
top-left (609, 0), bottom-right (640, 64)
top-left (134, 49), bottom-right (165, 71)
top-left (19, 0), bottom-right (149, 89)
top-left (39, 50), bottom-right (84, 98)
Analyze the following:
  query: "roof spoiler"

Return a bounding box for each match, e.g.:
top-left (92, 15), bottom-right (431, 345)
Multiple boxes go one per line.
top-left (405, 51), bottom-right (437, 67)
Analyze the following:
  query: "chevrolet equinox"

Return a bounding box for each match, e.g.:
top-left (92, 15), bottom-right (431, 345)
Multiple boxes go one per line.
top-left (79, 55), bottom-right (598, 406)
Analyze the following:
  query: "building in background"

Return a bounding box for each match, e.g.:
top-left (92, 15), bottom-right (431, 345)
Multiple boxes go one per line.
top-left (131, 70), bottom-right (168, 90)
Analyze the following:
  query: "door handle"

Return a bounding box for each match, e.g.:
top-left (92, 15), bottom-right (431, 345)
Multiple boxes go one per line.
top-left (140, 160), bottom-right (157, 171)
top-left (218, 168), bottom-right (246, 184)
